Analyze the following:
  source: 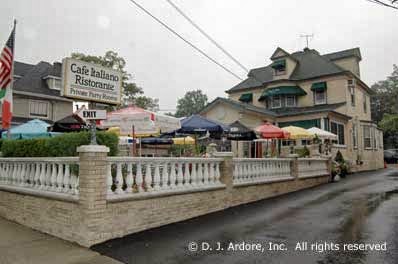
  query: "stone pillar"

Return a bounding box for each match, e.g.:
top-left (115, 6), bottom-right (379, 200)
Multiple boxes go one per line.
top-left (213, 152), bottom-right (234, 208)
top-left (291, 158), bottom-right (299, 179)
top-left (77, 145), bottom-right (109, 247)
top-left (213, 152), bottom-right (234, 189)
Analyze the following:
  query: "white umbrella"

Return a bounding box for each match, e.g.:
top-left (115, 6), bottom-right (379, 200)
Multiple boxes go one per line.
top-left (307, 127), bottom-right (337, 140)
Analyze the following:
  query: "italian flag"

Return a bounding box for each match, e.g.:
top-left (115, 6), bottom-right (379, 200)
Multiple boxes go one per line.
top-left (0, 21), bottom-right (16, 129)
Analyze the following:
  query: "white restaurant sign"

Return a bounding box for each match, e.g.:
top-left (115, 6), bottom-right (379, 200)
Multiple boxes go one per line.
top-left (61, 58), bottom-right (122, 105)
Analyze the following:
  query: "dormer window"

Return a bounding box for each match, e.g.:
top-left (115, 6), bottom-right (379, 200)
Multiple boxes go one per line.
top-left (270, 95), bottom-right (282, 108)
top-left (311, 82), bottom-right (327, 105)
top-left (271, 59), bottom-right (286, 76)
top-left (44, 76), bottom-right (62, 91)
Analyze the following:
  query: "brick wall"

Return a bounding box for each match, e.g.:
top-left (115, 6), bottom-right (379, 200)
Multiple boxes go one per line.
top-left (0, 147), bottom-right (330, 247)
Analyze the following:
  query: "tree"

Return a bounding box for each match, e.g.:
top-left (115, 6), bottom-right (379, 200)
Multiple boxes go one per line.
top-left (371, 64), bottom-right (398, 123)
top-left (175, 90), bottom-right (208, 118)
top-left (371, 64), bottom-right (398, 148)
top-left (71, 51), bottom-right (159, 110)
top-left (379, 114), bottom-right (398, 148)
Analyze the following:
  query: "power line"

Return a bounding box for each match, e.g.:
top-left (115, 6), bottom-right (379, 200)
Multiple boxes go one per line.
top-left (127, 0), bottom-right (243, 80)
top-left (165, 0), bottom-right (249, 73)
top-left (365, 0), bottom-right (398, 9)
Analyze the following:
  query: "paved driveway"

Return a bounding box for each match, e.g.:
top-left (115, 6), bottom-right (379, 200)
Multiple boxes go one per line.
top-left (93, 168), bottom-right (398, 264)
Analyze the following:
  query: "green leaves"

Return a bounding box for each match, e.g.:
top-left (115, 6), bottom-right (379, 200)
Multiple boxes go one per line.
top-left (175, 89), bottom-right (208, 117)
top-left (0, 132), bottom-right (119, 157)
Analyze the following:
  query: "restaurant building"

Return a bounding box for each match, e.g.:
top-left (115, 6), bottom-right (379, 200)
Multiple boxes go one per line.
top-left (0, 60), bottom-right (73, 127)
top-left (200, 47), bottom-right (383, 171)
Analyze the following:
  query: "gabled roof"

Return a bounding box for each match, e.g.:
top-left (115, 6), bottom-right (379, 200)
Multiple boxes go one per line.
top-left (270, 47), bottom-right (297, 62)
top-left (227, 47), bottom-right (364, 93)
top-left (13, 60), bottom-right (65, 99)
top-left (200, 97), bottom-right (277, 117)
top-left (200, 97), bottom-right (348, 119)
top-left (323, 48), bottom-right (362, 61)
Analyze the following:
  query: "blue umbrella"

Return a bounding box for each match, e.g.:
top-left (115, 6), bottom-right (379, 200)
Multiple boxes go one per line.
top-left (179, 115), bottom-right (229, 133)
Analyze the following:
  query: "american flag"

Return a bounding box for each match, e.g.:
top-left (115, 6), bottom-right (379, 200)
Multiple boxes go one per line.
top-left (0, 26), bottom-right (15, 90)
top-left (1, 22), bottom-right (16, 129)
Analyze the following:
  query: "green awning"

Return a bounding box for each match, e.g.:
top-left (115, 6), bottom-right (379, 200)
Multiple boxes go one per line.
top-left (271, 59), bottom-right (286, 69)
top-left (259, 86), bottom-right (307, 101)
top-left (238, 93), bottom-right (253, 103)
top-left (311, 82), bottom-right (327, 91)
top-left (279, 119), bottom-right (321, 129)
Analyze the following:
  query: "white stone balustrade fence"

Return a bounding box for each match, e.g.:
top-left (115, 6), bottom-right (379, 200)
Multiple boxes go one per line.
top-left (0, 157), bottom-right (79, 201)
top-left (297, 158), bottom-right (329, 178)
top-left (107, 157), bottom-right (224, 200)
top-left (233, 158), bottom-right (293, 186)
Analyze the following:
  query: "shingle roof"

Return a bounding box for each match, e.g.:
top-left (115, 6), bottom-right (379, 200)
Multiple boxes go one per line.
top-left (227, 48), bottom-right (361, 93)
top-left (272, 102), bottom-right (347, 117)
top-left (200, 97), bottom-right (277, 117)
top-left (13, 61), bottom-right (64, 98)
top-left (201, 97), bottom-right (348, 119)
top-left (14, 61), bottom-right (35, 77)
top-left (323, 48), bottom-right (362, 61)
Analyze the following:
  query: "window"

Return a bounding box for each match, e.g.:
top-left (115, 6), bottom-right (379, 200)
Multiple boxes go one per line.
top-left (29, 100), bottom-right (49, 118)
top-left (363, 93), bottom-right (367, 113)
top-left (285, 95), bottom-right (296, 107)
top-left (274, 68), bottom-right (286, 76)
top-left (352, 124), bottom-right (358, 149)
top-left (373, 127), bottom-right (377, 150)
top-left (54, 79), bottom-right (62, 90)
top-left (271, 95), bottom-right (281, 108)
top-left (363, 126), bottom-right (372, 149)
top-left (314, 90), bottom-right (326, 105)
top-left (331, 121), bottom-right (345, 145)
top-left (348, 79), bottom-right (355, 106)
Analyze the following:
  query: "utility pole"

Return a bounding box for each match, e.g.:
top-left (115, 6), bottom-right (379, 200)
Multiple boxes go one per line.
top-left (300, 34), bottom-right (314, 49)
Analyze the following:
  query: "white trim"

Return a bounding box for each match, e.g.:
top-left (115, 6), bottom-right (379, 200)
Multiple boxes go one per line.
top-left (42, 75), bottom-right (62, 80)
top-left (314, 90), bottom-right (327, 105)
top-left (13, 90), bottom-right (73, 102)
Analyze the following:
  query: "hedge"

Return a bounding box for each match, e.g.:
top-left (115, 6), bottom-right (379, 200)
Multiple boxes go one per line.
top-left (0, 131), bottom-right (118, 157)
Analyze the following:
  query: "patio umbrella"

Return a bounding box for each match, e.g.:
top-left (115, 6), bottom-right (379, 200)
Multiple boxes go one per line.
top-left (53, 114), bottom-right (87, 132)
top-left (172, 136), bottom-right (195, 145)
top-left (179, 115), bottom-right (229, 133)
top-left (255, 122), bottom-right (289, 139)
top-left (1, 119), bottom-right (61, 139)
top-left (307, 127), bottom-right (337, 140)
top-left (282, 126), bottom-right (315, 140)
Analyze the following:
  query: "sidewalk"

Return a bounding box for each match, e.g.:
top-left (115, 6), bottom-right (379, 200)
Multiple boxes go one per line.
top-left (0, 217), bottom-right (122, 264)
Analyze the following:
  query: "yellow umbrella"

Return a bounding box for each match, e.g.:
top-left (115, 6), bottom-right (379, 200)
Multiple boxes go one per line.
top-left (281, 126), bottom-right (315, 140)
top-left (172, 136), bottom-right (195, 145)
top-left (106, 126), bottom-right (160, 137)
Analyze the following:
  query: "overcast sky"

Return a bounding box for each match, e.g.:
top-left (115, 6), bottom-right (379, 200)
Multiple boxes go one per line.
top-left (1, 0), bottom-right (398, 112)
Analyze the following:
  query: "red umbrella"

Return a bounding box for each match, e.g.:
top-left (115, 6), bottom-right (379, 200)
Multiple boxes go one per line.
top-left (255, 122), bottom-right (290, 139)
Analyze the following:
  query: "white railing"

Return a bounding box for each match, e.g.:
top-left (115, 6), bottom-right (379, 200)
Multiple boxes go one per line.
top-left (107, 157), bottom-right (224, 199)
top-left (298, 158), bottom-right (329, 178)
top-left (233, 158), bottom-right (293, 186)
top-left (0, 157), bottom-right (79, 200)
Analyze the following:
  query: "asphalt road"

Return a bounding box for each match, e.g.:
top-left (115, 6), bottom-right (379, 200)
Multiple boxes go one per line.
top-left (93, 168), bottom-right (398, 264)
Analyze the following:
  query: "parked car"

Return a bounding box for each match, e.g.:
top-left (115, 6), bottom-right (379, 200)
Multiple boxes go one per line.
top-left (384, 149), bottom-right (398, 164)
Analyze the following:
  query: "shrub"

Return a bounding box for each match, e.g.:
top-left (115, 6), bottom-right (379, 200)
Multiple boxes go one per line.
top-left (295, 146), bottom-right (310, 158)
top-left (334, 150), bottom-right (349, 177)
top-left (1, 131), bottom-right (118, 157)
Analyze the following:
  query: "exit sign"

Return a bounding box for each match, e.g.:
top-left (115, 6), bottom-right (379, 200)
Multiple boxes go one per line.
top-left (77, 109), bottom-right (107, 120)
